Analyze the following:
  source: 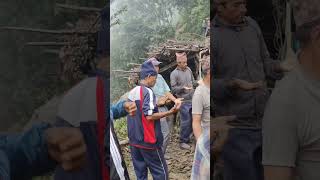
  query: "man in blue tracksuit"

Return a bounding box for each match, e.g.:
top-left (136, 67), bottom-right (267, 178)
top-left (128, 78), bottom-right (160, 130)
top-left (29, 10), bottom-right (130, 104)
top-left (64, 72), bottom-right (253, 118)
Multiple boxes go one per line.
top-left (127, 60), bottom-right (180, 180)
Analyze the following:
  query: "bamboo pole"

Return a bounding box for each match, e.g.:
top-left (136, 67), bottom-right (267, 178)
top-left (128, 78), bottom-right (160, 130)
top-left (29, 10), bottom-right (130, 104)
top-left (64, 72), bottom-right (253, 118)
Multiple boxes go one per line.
top-left (55, 3), bottom-right (101, 12)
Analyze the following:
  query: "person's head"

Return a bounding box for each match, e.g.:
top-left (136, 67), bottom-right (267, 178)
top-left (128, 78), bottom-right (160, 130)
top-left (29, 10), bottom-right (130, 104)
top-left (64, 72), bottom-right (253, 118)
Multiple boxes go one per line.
top-left (202, 55), bottom-right (211, 83)
top-left (148, 57), bottom-right (162, 73)
top-left (293, 0), bottom-right (320, 56)
top-left (176, 52), bottom-right (188, 70)
top-left (140, 60), bottom-right (158, 87)
top-left (214, 0), bottom-right (247, 24)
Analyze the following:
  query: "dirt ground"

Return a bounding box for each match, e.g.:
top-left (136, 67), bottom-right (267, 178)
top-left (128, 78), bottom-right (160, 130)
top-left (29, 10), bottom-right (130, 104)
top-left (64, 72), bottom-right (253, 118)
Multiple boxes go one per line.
top-left (120, 127), bottom-right (195, 180)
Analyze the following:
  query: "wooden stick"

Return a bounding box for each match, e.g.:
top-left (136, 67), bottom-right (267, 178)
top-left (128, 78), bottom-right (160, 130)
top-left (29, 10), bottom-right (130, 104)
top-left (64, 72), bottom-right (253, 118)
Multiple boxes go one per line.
top-left (127, 63), bottom-right (141, 67)
top-left (164, 47), bottom-right (199, 52)
top-left (111, 70), bottom-right (140, 73)
top-left (55, 3), bottom-right (101, 12)
top-left (42, 49), bottom-right (60, 54)
top-left (25, 42), bottom-right (68, 46)
top-left (0, 26), bottom-right (93, 35)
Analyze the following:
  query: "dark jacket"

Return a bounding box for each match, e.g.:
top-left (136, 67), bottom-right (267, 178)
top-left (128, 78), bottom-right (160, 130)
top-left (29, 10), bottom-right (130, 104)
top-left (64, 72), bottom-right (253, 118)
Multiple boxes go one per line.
top-left (127, 85), bottom-right (163, 149)
top-left (212, 16), bottom-right (283, 127)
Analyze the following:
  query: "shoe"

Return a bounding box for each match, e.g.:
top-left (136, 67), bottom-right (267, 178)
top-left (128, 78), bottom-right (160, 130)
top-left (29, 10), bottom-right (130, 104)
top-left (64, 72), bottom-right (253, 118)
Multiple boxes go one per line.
top-left (180, 143), bottom-right (191, 150)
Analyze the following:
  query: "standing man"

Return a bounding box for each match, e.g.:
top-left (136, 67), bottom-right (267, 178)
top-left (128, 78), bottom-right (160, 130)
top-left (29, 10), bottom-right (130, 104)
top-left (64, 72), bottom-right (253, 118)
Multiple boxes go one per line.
top-left (148, 58), bottom-right (182, 155)
top-left (192, 56), bottom-right (210, 141)
top-left (170, 52), bottom-right (196, 150)
top-left (127, 60), bottom-right (179, 180)
top-left (191, 56), bottom-right (211, 180)
top-left (212, 0), bottom-right (290, 179)
top-left (263, 1), bottom-right (320, 180)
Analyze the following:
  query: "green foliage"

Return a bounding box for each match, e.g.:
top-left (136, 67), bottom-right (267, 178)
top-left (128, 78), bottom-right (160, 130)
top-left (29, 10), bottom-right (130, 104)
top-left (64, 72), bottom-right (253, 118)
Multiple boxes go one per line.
top-left (110, 0), bottom-right (177, 101)
top-left (176, 0), bottom-right (210, 35)
top-left (113, 117), bottom-right (128, 140)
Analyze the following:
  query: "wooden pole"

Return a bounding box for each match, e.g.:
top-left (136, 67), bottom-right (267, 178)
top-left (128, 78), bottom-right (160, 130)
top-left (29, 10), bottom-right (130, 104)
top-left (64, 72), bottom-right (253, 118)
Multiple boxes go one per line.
top-left (55, 3), bottom-right (101, 12)
top-left (25, 42), bottom-right (68, 46)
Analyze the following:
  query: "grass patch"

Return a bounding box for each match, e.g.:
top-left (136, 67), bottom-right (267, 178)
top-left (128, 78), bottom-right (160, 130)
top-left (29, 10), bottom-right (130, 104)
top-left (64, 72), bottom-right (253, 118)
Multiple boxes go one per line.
top-left (113, 117), bottom-right (128, 140)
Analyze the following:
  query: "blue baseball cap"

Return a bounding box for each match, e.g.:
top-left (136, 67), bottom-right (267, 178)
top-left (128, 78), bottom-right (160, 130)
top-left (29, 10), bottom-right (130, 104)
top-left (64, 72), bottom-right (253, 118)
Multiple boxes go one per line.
top-left (140, 60), bottom-right (157, 80)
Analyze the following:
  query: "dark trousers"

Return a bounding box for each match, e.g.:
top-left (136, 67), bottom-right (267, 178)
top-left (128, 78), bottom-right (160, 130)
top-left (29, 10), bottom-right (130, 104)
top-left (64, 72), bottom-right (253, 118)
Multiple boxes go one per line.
top-left (130, 146), bottom-right (168, 180)
top-left (179, 102), bottom-right (193, 143)
top-left (0, 150), bottom-right (9, 180)
top-left (222, 128), bottom-right (263, 180)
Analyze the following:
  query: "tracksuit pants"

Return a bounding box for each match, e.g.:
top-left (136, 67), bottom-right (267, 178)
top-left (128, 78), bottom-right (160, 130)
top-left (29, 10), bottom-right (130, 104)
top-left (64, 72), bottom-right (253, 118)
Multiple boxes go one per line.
top-left (130, 146), bottom-right (168, 180)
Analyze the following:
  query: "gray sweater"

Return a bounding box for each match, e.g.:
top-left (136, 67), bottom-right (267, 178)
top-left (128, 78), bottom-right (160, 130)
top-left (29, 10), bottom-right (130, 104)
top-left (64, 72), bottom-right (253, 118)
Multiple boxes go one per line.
top-left (170, 67), bottom-right (195, 101)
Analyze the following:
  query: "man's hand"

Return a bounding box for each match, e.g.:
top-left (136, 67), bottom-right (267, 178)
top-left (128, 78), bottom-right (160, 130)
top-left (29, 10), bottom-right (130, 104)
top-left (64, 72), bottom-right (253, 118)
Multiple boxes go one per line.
top-left (228, 79), bottom-right (264, 91)
top-left (157, 96), bottom-right (168, 106)
top-left (174, 98), bottom-right (183, 109)
top-left (211, 116), bottom-right (236, 159)
top-left (169, 104), bottom-right (180, 114)
top-left (124, 101), bottom-right (137, 116)
top-left (278, 49), bottom-right (297, 73)
top-left (45, 127), bottom-right (87, 171)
